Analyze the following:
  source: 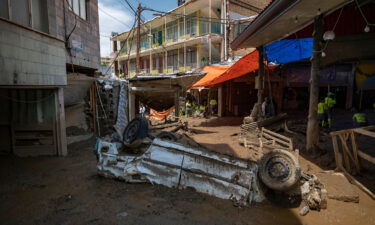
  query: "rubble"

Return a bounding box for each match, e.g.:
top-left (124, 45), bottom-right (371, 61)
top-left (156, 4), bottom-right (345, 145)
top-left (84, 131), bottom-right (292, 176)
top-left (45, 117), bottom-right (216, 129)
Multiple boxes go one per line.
top-left (299, 172), bottom-right (328, 215)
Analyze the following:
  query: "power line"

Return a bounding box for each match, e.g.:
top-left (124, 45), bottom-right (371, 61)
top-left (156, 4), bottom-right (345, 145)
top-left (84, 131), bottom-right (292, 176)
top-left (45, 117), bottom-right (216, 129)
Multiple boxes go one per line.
top-left (104, 13), bottom-right (138, 76)
top-left (98, 6), bottom-right (132, 29)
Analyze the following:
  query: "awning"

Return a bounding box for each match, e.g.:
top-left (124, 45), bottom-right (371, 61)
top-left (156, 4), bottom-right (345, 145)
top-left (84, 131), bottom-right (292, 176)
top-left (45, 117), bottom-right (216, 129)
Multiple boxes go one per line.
top-left (192, 50), bottom-right (259, 88)
top-left (231, 0), bottom-right (348, 49)
top-left (190, 65), bottom-right (230, 88)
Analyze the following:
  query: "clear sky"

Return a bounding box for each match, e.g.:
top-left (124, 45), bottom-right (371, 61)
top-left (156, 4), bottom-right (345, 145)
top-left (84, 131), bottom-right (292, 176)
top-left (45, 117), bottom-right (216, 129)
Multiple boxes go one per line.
top-left (99, 0), bottom-right (178, 57)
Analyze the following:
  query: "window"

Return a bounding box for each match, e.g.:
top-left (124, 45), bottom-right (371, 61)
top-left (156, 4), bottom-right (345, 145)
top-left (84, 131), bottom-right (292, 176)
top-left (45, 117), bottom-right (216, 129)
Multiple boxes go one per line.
top-left (186, 13), bottom-right (197, 36)
top-left (179, 19), bottom-right (184, 37)
top-left (167, 50), bottom-right (178, 72)
top-left (1, 0), bottom-right (49, 33)
top-left (152, 27), bottom-right (163, 46)
top-left (68, 0), bottom-right (87, 20)
top-left (166, 22), bottom-right (178, 42)
top-left (12, 0), bottom-right (30, 27)
top-left (186, 46), bottom-right (197, 68)
top-left (32, 0), bottom-right (49, 33)
top-left (0, 0), bottom-right (9, 19)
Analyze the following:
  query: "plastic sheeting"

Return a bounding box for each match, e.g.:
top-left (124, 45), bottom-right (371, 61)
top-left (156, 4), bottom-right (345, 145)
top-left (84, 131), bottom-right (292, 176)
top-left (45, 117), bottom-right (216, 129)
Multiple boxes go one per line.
top-left (114, 82), bottom-right (128, 137)
top-left (192, 50), bottom-right (259, 88)
top-left (150, 106), bottom-right (175, 120)
top-left (191, 66), bottom-right (230, 88)
top-left (265, 38), bottom-right (313, 64)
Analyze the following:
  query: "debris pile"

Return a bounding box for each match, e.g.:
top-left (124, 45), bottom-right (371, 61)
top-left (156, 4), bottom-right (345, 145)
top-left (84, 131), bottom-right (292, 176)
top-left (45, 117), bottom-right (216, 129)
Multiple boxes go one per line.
top-left (299, 173), bottom-right (327, 216)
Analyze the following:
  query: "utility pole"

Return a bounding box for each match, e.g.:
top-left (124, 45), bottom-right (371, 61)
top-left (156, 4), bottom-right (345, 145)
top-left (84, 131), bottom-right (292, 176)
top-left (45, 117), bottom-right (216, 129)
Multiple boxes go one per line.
top-left (306, 15), bottom-right (324, 154)
top-left (136, 4), bottom-right (142, 75)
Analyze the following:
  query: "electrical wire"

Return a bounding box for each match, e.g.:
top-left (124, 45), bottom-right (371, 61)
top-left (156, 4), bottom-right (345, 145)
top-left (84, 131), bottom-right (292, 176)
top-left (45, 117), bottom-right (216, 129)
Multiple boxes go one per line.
top-left (103, 13), bottom-right (138, 76)
top-left (98, 6), bottom-right (132, 29)
top-left (355, 0), bottom-right (375, 26)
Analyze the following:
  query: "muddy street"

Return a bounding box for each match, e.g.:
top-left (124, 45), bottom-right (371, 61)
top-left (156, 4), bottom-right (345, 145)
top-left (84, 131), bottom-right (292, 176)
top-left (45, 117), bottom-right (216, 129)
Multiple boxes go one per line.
top-left (1, 117), bottom-right (375, 225)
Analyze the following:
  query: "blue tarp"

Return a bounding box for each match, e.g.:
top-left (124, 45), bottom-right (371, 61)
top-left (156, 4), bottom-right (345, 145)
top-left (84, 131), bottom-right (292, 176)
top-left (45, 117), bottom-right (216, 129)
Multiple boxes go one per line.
top-left (265, 38), bottom-right (313, 64)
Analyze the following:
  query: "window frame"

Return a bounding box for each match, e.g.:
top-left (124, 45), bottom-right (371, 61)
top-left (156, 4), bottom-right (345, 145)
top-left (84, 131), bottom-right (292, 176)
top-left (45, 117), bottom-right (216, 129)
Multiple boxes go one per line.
top-left (68, 0), bottom-right (87, 21)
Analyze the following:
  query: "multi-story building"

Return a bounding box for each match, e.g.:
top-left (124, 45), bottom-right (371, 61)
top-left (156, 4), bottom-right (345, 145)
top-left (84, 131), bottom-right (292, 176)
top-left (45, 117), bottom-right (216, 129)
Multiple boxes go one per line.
top-left (110, 0), bottom-right (269, 78)
top-left (0, 0), bottom-right (100, 156)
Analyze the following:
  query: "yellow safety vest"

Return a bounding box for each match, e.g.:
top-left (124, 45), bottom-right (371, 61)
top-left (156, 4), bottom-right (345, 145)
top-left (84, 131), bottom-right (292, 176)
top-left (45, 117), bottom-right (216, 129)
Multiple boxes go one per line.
top-left (353, 113), bottom-right (367, 123)
top-left (325, 97), bottom-right (336, 108)
top-left (186, 102), bottom-right (191, 107)
top-left (199, 105), bottom-right (205, 111)
top-left (210, 99), bottom-right (217, 105)
top-left (317, 102), bottom-right (327, 114)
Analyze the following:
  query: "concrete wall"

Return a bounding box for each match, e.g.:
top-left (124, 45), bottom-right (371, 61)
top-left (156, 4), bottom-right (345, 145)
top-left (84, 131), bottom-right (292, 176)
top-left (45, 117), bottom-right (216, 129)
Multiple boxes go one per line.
top-left (0, 19), bottom-right (66, 86)
top-left (54, 0), bottom-right (100, 71)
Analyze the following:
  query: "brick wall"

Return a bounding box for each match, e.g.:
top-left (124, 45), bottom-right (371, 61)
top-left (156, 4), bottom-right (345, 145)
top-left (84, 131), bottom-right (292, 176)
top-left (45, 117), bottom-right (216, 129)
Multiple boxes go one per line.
top-left (0, 19), bottom-right (66, 86)
top-left (54, 0), bottom-right (100, 71)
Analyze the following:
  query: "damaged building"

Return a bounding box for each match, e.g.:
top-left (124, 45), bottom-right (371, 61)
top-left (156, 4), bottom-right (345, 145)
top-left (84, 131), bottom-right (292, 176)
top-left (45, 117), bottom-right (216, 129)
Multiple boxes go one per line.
top-left (0, 0), bottom-right (100, 156)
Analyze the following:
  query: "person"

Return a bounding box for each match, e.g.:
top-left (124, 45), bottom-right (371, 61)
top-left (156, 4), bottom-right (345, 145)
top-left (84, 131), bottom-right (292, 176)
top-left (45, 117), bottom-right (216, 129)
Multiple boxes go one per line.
top-left (317, 97), bottom-right (327, 128)
top-left (139, 104), bottom-right (146, 117)
top-left (185, 101), bottom-right (191, 117)
top-left (352, 110), bottom-right (368, 127)
top-left (262, 97), bottom-right (276, 118)
top-left (325, 92), bottom-right (336, 128)
top-left (198, 104), bottom-right (206, 117)
top-left (209, 98), bottom-right (217, 115)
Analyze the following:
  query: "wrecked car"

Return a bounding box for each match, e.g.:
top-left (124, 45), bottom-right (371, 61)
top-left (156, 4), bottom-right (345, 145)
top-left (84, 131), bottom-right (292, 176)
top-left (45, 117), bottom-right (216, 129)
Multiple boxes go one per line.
top-left (95, 118), bottom-right (301, 205)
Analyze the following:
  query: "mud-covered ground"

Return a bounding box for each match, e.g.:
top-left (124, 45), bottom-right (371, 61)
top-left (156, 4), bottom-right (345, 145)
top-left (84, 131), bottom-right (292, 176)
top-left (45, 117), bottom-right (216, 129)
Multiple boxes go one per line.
top-left (1, 113), bottom-right (375, 225)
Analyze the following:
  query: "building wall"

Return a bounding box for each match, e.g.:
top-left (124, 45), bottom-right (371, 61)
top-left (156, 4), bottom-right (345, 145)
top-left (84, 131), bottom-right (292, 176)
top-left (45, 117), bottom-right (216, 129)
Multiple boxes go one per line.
top-left (0, 19), bottom-right (66, 86)
top-left (54, 0), bottom-right (100, 71)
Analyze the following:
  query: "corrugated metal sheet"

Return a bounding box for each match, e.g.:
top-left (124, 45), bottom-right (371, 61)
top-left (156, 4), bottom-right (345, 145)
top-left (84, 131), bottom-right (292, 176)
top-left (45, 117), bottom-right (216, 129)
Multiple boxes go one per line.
top-left (97, 138), bottom-right (265, 204)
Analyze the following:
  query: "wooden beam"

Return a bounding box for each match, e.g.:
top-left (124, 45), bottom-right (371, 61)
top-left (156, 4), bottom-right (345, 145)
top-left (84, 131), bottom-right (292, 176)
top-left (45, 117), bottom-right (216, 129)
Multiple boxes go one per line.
top-left (358, 151), bottom-right (375, 164)
top-left (342, 169), bottom-right (375, 200)
top-left (354, 128), bottom-right (375, 138)
top-left (330, 125), bottom-right (375, 136)
top-left (331, 134), bottom-right (343, 170)
top-left (350, 131), bottom-right (360, 171)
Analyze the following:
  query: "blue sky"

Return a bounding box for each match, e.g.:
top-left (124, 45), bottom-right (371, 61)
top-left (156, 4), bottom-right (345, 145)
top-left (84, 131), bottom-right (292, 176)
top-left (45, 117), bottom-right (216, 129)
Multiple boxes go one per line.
top-left (99, 0), bottom-right (177, 57)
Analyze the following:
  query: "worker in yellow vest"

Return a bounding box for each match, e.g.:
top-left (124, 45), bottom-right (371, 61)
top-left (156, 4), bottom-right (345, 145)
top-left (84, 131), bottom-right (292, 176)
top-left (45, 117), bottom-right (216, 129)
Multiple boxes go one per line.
top-left (209, 98), bottom-right (218, 116)
top-left (325, 92), bottom-right (336, 128)
top-left (317, 98), bottom-right (328, 128)
top-left (353, 110), bottom-right (368, 127)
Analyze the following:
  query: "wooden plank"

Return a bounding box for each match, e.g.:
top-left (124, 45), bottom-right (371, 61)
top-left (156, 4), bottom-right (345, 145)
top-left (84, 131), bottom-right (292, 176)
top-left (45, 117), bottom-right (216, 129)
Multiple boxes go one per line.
top-left (339, 134), bottom-right (359, 171)
top-left (342, 169), bottom-right (375, 200)
top-left (262, 133), bottom-right (290, 148)
top-left (354, 128), bottom-right (375, 138)
top-left (339, 134), bottom-right (354, 173)
top-left (358, 151), bottom-right (375, 164)
top-left (262, 128), bottom-right (292, 142)
top-left (330, 125), bottom-right (375, 136)
top-left (332, 135), bottom-right (343, 170)
top-left (350, 131), bottom-right (361, 171)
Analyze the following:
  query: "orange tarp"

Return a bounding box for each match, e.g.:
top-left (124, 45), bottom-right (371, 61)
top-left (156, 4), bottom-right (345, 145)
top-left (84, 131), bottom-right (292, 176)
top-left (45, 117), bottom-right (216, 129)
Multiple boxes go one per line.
top-left (191, 65), bottom-right (230, 88)
top-left (150, 106), bottom-right (175, 120)
top-left (191, 50), bottom-right (260, 88)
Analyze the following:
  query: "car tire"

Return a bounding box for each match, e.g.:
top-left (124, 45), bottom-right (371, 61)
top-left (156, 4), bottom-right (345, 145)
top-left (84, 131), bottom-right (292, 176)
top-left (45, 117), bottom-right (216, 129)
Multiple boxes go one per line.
top-left (258, 149), bottom-right (301, 191)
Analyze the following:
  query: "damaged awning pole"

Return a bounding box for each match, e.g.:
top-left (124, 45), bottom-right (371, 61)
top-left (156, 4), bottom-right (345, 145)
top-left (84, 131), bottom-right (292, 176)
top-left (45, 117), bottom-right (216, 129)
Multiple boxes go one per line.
top-left (306, 15), bottom-right (324, 154)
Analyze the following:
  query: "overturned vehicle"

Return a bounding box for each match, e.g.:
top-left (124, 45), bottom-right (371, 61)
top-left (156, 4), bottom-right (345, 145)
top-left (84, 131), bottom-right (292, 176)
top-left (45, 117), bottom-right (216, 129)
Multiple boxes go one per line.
top-left (95, 118), bottom-right (301, 205)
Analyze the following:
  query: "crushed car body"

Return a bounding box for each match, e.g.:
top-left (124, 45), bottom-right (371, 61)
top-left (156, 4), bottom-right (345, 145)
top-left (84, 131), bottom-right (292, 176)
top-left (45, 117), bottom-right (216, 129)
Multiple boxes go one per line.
top-left (96, 138), bottom-right (265, 204)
